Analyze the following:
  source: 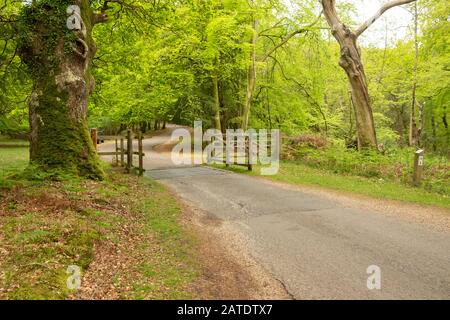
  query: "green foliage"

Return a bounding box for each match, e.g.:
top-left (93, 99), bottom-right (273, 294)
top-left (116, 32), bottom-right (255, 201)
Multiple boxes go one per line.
top-left (0, 115), bottom-right (28, 136)
top-left (0, 2), bottom-right (31, 136)
top-left (90, 0), bottom-right (253, 131)
top-left (1, 0), bottom-right (449, 176)
top-left (217, 161), bottom-right (450, 209)
top-left (286, 142), bottom-right (449, 195)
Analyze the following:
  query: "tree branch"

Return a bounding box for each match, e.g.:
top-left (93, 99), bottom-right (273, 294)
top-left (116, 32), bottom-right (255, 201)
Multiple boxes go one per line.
top-left (268, 54), bottom-right (328, 133)
top-left (260, 11), bottom-right (323, 62)
top-left (93, 13), bottom-right (109, 25)
top-left (355, 0), bottom-right (417, 38)
top-left (93, 0), bottom-right (137, 25)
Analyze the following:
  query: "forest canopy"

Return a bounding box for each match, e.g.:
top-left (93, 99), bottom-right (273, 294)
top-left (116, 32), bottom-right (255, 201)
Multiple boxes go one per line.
top-left (90, 0), bottom-right (449, 153)
top-left (1, 0), bottom-right (449, 161)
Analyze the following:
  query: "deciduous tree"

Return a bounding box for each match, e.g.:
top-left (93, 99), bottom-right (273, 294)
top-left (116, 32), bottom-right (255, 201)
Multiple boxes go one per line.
top-left (320, 0), bottom-right (417, 150)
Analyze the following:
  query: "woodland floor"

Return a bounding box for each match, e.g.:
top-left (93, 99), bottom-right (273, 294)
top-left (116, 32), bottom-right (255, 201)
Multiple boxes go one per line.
top-left (0, 147), bottom-right (284, 299)
top-left (1, 132), bottom-right (449, 299)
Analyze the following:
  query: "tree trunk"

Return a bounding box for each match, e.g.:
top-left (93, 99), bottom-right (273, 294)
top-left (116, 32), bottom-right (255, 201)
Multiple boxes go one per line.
top-left (396, 105), bottom-right (406, 139)
top-left (418, 101), bottom-right (425, 147)
top-left (409, 1), bottom-right (420, 147)
top-left (342, 47), bottom-right (378, 150)
top-left (19, 0), bottom-right (104, 179)
top-left (431, 111), bottom-right (437, 152)
top-left (242, 18), bottom-right (258, 131)
top-left (141, 121), bottom-right (148, 133)
top-left (321, 0), bottom-right (378, 149)
top-left (212, 74), bottom-right (222, 131)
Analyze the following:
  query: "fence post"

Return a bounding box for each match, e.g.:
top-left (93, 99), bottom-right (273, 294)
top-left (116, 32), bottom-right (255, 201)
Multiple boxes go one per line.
top-left (247, 135), bottom-right (253, 172)
top-left (413, 149), bottom-right (425, 186)
top-left (120, 138), bottom-right (125, 167)
top-left (127, 129), bottom-right (133, 173)
top-left (224, 133), bottom-right (230, 168)
top-left (138, 131), bottom-right (144, 176)
top-left (115, 139), bottom-right (119, 165)
top-left (90, 128), bottom-right (98, 152)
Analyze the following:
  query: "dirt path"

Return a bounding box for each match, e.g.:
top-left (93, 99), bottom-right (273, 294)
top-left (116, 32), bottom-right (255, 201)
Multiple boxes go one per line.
top-left (101, 129), bottom-right (450, 300)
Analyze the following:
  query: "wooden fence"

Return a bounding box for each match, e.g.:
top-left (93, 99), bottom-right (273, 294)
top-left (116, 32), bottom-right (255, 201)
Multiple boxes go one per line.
top-left (208, 132), bottom-right (279, 172)
top-left (91, 129), bottom-right (145, 176)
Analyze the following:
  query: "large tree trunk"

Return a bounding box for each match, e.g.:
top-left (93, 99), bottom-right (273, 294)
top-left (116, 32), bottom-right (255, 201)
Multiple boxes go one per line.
top-left (321, 1), bottom-right (377, 149)
top-left (19, 0), bottom-right (104, 179)
top-left (340, 43), bottom-right (378, 149)
top-left (322, 0), bottom-right (417, 149)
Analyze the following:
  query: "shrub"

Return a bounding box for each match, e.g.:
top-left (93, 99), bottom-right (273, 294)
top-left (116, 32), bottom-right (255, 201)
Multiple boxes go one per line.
top-left (283, 140), bottom-right (450, 196)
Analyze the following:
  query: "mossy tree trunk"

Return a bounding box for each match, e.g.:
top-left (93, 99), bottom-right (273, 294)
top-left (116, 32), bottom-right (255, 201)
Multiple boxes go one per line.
top-left (19, 0), bottom-right (108, 179)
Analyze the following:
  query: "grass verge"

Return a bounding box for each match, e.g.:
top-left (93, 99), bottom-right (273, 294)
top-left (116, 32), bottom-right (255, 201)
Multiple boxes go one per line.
top-left (0, 147), bottom-right (198, 299)
top-left (0, 137), bottom-right (29, 148)
top-left (212, 161), bottom-right (450, 209)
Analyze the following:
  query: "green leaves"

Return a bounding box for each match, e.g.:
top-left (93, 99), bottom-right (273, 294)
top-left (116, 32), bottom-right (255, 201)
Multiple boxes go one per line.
top-left (1, 0), bottom-right (447, 154)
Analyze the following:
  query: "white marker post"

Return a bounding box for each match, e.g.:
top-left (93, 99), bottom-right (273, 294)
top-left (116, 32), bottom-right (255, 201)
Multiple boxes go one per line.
top-left (413, 149), bottom-right (425, 186)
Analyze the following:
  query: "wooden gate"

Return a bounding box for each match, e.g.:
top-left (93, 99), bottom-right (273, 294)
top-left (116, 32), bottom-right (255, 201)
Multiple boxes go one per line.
top-left (208, 132), bottom-right (278, 171)
top-left (91, 129), bottom-right (145, 176)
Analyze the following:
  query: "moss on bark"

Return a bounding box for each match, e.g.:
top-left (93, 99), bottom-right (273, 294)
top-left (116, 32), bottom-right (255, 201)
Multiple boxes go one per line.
top-left (19, 0), bottom-right (104, 180)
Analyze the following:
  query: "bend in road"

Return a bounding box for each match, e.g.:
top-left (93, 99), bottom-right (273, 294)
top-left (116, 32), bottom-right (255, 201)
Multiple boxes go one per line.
top-left (103, 130), bottom-right (450, 300)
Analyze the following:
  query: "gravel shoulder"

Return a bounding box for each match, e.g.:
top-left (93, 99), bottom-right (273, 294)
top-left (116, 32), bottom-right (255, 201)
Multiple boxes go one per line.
top-left (254, 177), bottom-right (450, 233)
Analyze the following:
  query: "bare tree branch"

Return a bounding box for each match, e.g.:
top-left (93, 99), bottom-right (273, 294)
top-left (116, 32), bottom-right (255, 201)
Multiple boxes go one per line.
top-left (355, 0), bottom-right (417, 38)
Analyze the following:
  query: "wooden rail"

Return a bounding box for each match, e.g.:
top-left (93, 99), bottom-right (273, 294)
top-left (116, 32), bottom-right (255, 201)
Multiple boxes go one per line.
top-left (91, 128), bottom-right (145, 176)
top-left (208, 133), bottom-right (276, 172)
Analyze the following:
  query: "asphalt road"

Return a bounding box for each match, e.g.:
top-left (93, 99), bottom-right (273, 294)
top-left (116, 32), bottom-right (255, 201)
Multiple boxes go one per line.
top-left (103, 130), bottom-right (450, 299)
